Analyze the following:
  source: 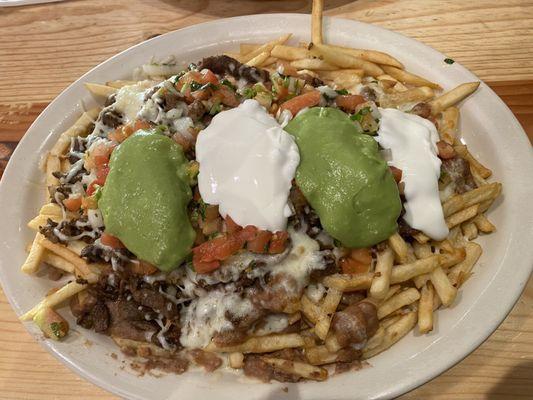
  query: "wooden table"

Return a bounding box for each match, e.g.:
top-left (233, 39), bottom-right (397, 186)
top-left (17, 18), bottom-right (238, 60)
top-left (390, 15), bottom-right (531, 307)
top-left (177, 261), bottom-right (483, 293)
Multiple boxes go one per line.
top-left (0, 1), bottom-right (532, 398)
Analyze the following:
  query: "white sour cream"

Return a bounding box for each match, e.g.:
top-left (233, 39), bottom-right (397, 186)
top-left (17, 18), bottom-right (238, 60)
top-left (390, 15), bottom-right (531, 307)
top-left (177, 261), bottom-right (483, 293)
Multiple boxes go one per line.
top-left (376, 108), bottom-right (449, 240)
top-left (196, 99), bottom-right (300, 232)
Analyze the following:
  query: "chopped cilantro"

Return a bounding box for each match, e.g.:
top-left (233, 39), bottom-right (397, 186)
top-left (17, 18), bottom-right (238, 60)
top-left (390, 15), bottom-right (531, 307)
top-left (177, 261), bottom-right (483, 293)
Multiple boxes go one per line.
top-left (50, 322), bottom-right (63, 339)
top-left (209, 101), bottom-right (222, 115)
top-left (221, 79), bottom-right (236, 91)
top-left (242, 87), bottom-right (257, 99)
top-left (350, 107), bottom-right (371, 122)
top-left (335, 89), bottom-right (349, 95)
top-left (173, 71), bottom-right (187, 83)
top-left (188, 62), bottom-right (198, 71)
top-left (444, 58), bottom-right (455, 64)
top-left (198, 201), bottom-right (207, 220)
top-left (189, 81), bottom-right (203, 91)
top-left (333, 239), bottom-right (342, 247)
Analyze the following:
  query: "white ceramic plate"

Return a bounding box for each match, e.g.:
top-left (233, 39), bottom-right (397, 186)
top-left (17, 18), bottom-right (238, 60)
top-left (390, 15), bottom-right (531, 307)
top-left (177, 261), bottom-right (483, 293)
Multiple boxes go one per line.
top-left (0, 14), bottom-right (532, 400)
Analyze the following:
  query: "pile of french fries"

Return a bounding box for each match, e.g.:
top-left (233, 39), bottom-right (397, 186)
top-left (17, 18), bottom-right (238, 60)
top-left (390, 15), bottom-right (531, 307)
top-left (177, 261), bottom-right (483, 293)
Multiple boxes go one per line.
top-left (18, 0), bottom-right (502, 382)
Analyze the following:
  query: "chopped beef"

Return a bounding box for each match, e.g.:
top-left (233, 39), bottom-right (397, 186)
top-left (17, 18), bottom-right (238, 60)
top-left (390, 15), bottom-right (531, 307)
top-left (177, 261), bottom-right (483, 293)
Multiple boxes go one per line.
top-left (437, 140), bottom-right (456, 160)
top-left (187, 100), bottom-right (207, 122)
top-left (442, 156), bottom-right (477, 194)
top-left (91, 301), bottom-right (110, 332)
top-left (189, 349), bottom-right (222, 372)
top-left (101, 109), bottom-right (122, 128)
top-left (340, 291), bottom-right (366, 307)
top-left (198, 55), bottom-right (269, 83)
top-left (397, 218), bottom-right (420, 240)
top-left (39, 219), bottom-right (61, 243)
top-left (331, 301), bottom-right (378, 347)
top-left (142, 356), bottom-right (189, 375)
top-left (310, 251), bottom-right (338, 281)
top-left (70, 291), bottom-right (98, 318)
top-left (211, 329), bottom-right (247, 347)
top-left (130, 287), bottom-right (178, 319)
top-left (104, 93), bottom-right (117, 107)
top-left (410, 102), bottom-right (431, 119)
top-left (243, 355), bottom-right (300, 383)
top-left (106, 300), bottom-right (157, 342)
top-left (160, 90), bottom-right (182, 112)
top-left (360, 86), bottom-right (377, 102)
top-left (298, 73), bottom-right (324, 87)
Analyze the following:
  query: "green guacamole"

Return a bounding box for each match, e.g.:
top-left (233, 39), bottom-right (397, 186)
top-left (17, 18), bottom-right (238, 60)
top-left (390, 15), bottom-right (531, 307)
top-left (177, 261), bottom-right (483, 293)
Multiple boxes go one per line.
top-left (285, 107), bottom-right (401, 248)
top-left (99, 129), bottom-right (195, 271)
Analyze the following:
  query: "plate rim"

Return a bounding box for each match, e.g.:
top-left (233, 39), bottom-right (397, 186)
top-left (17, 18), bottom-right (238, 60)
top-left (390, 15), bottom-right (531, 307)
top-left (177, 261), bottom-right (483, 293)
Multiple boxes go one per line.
top-left (0, 12), bottom-right (532, 400)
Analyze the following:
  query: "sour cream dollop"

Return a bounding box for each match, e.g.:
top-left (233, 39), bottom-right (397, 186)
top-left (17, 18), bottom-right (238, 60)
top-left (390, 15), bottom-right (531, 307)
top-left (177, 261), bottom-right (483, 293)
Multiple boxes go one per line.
top-left (376, 108), bottom-right (449, 240)
top-left (196, 99), bottom-right (300, 232)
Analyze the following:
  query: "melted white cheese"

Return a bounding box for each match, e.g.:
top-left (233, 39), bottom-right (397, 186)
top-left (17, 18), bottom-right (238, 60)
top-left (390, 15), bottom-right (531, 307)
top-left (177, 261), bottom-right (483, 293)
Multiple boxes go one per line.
top-left (196, 99), bottom-right (300, 232)
top-left (113, 83), bottom-right (147, 124)
top-left (376, 108), bottom-right (448, 240)
top-left (179, 287), bottom-right (255, 348)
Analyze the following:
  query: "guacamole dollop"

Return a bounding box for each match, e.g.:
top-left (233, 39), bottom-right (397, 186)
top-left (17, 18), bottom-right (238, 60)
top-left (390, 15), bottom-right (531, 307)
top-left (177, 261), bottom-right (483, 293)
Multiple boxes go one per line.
top-left (99, 129), bottom-right (195, 271)
top-left (285, 107), bottom-right (401, 248)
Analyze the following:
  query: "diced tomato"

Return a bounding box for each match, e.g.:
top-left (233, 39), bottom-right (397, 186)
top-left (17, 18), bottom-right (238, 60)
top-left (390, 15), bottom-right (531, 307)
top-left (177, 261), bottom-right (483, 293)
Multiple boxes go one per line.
top-left (389, 166), bottom-right (402, 183)
top-left (268, 231), bottom-right (289, 254)
top-left (100, 232), bottom-right (125, 249)
top-left (109, 120), bottom-right (151, 143)
top-left (279, 91), bottom-right (321, 116)
top-left (86, 178), bottom-right (104, 196)
top-left (192, 225), bottom-right (258, 273)
top-left (63, 196), bottom-right (82, 212)
top-left (349, 248), bottom-right (373, 265)
top-left (81, 195), bottom-right (98, 210)
top-left (201, 69), bottom-right (219, 85)
top-left (130, 260), bottom-right (158, 275)
top-left (214, 85), bottom-right (240, 107)
top-left (172, 132), bottom-right (192, 151)
top-left (335, 94), bottom-right (366, 112)
top-left (247, 230), bottom-right (273, 253)
top-left (224, 215), bottom-right (241, 234)
top-left (339, 257), bottom-right (369, 274)
top-left (194, 259), bottom-right (221, 274)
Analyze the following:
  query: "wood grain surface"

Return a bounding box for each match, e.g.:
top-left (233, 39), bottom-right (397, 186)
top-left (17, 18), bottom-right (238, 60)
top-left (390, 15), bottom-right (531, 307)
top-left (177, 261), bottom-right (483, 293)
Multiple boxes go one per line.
top-left (0, 1), bottom-right (532, 399)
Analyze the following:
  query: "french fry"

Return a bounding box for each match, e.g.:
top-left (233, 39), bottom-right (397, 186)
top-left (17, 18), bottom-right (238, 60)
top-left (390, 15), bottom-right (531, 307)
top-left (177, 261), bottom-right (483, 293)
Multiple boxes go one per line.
top-left (60, 158), bottom-right (70, 173)
top-left (271, 45), bottom-right (311, 60)
top-left (380, 86), bottom-right (434, 108)
top-left (300, 294), bottom-right (322, 324)
top-left (462, 221), bottom-right (479, 240)
top-left (381, 65), bottom-right (441, 89)
top-left (472, 214), bottom-right (496, 233)
top-left (290, 58), bottom-right (337, 71)
top-left (318, 69), bottom-right (364, 80)
top-left (21, 233), bottom-right (45, 274)
top-left (381, 284), bottom-right (401, 303)
top-left (388, 232), bottom-right (409, 264)
top-left (363, 312), bottom-right (417, 358)
top-left (438, 107), bottom-right (459, 145)
top-left (309, 43), bottom-right (384, 76)
top-left (380, 314), bottom-right (401, 329)
top-left (305, 345), bottom-right (338, 365)
top-left (429, 82), bottom-right (480, 115)
top-left (370, 247), bottom-right (394, 300)
top-left (439, 247), bottom-right (467, 269)
top-left (241, 33), bottom-right (291, 63)
top-left (453, 144), bottom-right (492, 178)
top-left (328, 45), bottom-right (403, 69)
top-left (260, 56), bottom-right (278, 67)
top-left (50, 108), bottom-right (100, 156)
top-left (324, 332), bottom-right (342, 352)
top-left (262, 357), bottom-right (327, 381)
top-left (430, 266), bottom-right (457, 306)
top-left (364, 326), bottom-right (385, 351)
top-left (322, 272), bottom-right (374, 292)
top-left (229, 352), bottom-right (244, 369)
top-left (442, 183), bottom-right (501, 217)
top-left (45, 154), bottom-right (60, 187)
top-left (418, 282), bottom-right (435, 333)
top-left (205, 333), bottom-right (304, 353)
top-left (39, 203), bottom-right (62, 217)
top-left (413, 242), bottom-right (432, 259)
top-left (20, 280), bottom-right (89, 321)
top-left (311, 0), bottom-right (324, 44)
top-left (314, 288), bottom-right (342, 340)
top-left (38, 237), bottom-right (96, 280)
top-left (27, 214), bottom-right (60, 231)
top-left (42, 251), bottom-right (76, 274)
top-left (245, 51), bottom-right (270, 67)
top-left (84, 82), bottom-right (117, 97)
top-left (106, 79), bottom-right (138, 89)
top-left (446, 204), bottom-right (479, 229)
top-left (413, 232), bottom-right (430, 244)
top-left (448, 242), bottom-right (483, 287)
top-left (389, 256), bottom-right (440, 284)
top-left (377, 288), bottom-right (420, 319)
